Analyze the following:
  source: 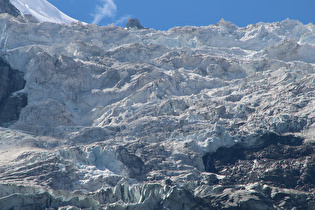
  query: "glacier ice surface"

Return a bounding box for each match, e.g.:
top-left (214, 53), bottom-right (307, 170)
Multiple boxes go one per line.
top-left (0, 14), bottom-right (315, 209)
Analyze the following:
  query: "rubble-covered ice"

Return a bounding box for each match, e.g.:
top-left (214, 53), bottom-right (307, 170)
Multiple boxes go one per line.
top-left (0, 13), bottom-right (315, 209)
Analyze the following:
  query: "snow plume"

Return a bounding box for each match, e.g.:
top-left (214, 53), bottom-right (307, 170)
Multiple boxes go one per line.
top-left (92, 0), bottom-right (117, 24)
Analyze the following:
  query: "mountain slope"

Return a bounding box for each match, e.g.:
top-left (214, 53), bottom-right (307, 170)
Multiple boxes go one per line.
top-left (0, 0), bottom-right (20, 17)
top-left (0, 13), bottom-right (315, 209)
top-left (10, 0), bottom-right (78, 23)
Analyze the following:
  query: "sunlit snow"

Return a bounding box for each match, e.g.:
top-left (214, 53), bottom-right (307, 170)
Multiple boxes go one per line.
top-left (10, 0), bottom-right (78, 24)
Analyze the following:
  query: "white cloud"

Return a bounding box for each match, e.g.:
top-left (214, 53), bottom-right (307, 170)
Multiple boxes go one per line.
top-left (115, 15), bottom-right (131, 26)
top-left (92, 0), bottom-right (117, 24)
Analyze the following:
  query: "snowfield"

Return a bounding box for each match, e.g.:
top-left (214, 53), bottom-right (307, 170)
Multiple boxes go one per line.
top-left (0, 10), bottom-right (315, 209)
top-left (10, 0), bottom-right (78, 24)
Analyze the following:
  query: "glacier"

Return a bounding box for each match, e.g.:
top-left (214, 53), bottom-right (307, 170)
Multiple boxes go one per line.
top-left (0, 9), bottom-right (315, 209)
top-left (10, 0), bottom-right (78, 24)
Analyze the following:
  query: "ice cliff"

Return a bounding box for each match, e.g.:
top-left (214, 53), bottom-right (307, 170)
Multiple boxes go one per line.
top-left (0, 10), bottom-right (315, 209)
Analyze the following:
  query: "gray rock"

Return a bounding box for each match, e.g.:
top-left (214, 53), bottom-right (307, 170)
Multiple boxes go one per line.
top-left (125, 18), bottom-right (145, 29)
top-left (0, 57), bottom-right (27, 126)
top-left (0, 0), bottom-right (20, 17)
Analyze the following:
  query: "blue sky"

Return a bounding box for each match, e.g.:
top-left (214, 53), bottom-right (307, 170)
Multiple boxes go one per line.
top-left (48, 0), bottom-right (315, 30)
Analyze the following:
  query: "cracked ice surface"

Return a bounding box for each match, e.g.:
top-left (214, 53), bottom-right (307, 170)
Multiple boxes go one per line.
top-left (1, 15), bottom-right (315, 208)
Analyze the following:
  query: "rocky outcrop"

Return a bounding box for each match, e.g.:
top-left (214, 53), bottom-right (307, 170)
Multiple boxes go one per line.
top-left (203, 133), bottom-right (315, 190)
top-left (125, 18), bottom-right (145, 29)
top-left (0, 0), bottom-right (20, 17)
top-left (0, 57), bottom-right (27, 126)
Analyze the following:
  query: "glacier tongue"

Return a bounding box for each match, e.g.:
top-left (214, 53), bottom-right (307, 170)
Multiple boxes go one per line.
top-left (1, 14), bottom-right (315, 209)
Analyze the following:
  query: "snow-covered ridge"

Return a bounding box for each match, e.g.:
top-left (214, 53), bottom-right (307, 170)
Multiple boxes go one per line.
top-left (10, 0), bottom-right (78, 23)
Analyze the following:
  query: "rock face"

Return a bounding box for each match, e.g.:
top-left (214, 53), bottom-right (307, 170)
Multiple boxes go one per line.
top-left (203, 133), bottom-right (315, 190)
top-left (0, 14), bottom-right (315, 209)
top-left (0, 57), bottom-right (27, 126)
top-left (125, 18), bottom-right (145, 29)
top-left (0, 0), bottom-right (20, 17)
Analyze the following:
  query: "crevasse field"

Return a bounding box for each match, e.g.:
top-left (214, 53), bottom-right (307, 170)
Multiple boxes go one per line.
top-left (0, 8), bottom-right (315, 209)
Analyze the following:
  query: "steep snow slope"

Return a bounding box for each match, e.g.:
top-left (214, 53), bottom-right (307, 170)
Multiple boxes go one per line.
top-left (0, 15), bottom-right (315, 209)
top-left (10, 0), bottom-right (78, 23)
